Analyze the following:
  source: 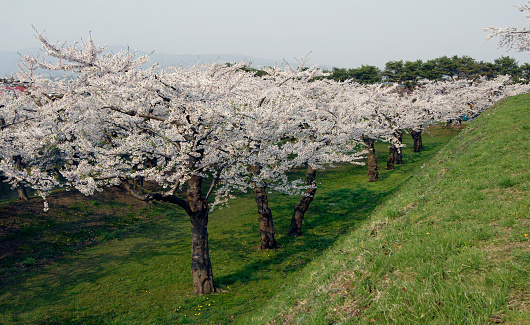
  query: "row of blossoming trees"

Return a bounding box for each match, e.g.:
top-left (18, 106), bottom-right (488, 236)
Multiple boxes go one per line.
top-left (1, 31), bottom-right (529, 294)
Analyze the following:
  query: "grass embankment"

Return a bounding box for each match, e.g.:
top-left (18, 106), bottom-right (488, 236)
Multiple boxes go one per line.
top-left (246, 94), bottom-right (530, 324)
top-left (1, 114), bottom-right (460, 324)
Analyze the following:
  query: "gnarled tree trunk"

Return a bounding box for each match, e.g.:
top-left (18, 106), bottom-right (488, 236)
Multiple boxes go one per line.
top-left (410, 129), bottom-right (423, 152)
top-left (13, 155), bottom-right (29, 201)
top-left (251, 165), bottom-right (277, 249)
top-left (387, 144), bottom-right (396, 170)
top-left (387, 130), bottom-right (403, 170)
top-left (288, 165), bottom-right (317, 237)
top-left (364, 136), bottom-right (378, 182)
top-left (395, 130), bottom-right (403, 165)
top-left (17, 183), bottom-right (29, 201)
top-left (186, 174), bottom-right (216, 295)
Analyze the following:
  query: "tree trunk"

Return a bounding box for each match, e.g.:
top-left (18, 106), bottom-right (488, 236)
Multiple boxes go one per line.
top-left (13, 155), bottom-right (29, 201)
top-left (132, 175), bottom-right (144, 192)
top-left (186, 174), bottom-right (216, 295)
top-left (395, 129), bottom-right (403, 165)
top-left (387, 145), bottom-right (396, 170)
top-left (17, 182), bottom-right (29, 201)
top-left (364, 137), bottom-right (378, 182)
top-left (387, 130), bottom-right (403, 170)
top-left (251, 165), bottom-right (277, 249)
top-left (288, 165), bottom-right (317, 237)
top-left (410, 129), bottom-right (423, 152)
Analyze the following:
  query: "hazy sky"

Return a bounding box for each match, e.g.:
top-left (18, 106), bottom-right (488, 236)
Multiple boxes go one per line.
top-left (1, 0), bottom-right (529, 68)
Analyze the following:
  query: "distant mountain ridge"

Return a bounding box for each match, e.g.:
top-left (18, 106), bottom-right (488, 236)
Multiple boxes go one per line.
top-left (0, 47), bottom-right (302, 77)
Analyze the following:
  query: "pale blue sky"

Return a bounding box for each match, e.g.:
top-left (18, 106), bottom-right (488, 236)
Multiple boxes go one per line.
top-left (1, 0), bottom-right (529, 68)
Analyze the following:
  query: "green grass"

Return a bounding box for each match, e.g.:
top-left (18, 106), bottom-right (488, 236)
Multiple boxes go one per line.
top-left (244, 94), bottom-right (530, 324)
top-left (0, 117), bottom-right (464, 324)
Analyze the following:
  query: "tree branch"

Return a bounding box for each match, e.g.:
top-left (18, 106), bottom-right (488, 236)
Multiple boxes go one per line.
top-left (103, 105), bottom-right (167, 122)
top-left (205, 165), bottom-right (224, 201)
top-left (121, 179), bottom-right (150, 201)
top-left (164, 180), bottom-right (180, 196)
top-left (122, 179), bottom-right (189, 210)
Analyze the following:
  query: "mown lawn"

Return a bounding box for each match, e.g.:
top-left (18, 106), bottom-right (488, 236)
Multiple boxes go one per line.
top-left (0, 122), bottom-right (461, 324)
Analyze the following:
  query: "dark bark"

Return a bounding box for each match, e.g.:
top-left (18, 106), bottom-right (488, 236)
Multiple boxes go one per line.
top-left (132, 175), bottom-right (144, 192)
top-left (13, 155), bottom-right (29, 201)
top-left (288, 165), bottom-right (317, 237)
top-left (17, 183), bottom-right (29, 201)
top-left (387, 145), bottom-right (396, 170)
top-left (410, 129), bottom-right (423, 152)
top-left (387, 130), bottom-right (403, 170)
top-left (364, 137), bottom-right (378, 182)
top-left (251, 165), bottom-right (277, 249)
top-left (131, 158), bottom-right (156, 193)
top-left (395, 130), bottom-right (403, 165)
top-left (186, 175), bottom-right (217, 295)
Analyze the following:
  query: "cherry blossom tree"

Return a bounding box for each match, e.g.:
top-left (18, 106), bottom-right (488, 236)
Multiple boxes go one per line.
top-left (484, 2), bottom-right (530, 52)
top-left (423, 75), bottom-right (529, 125)
top-left (6, 33), bottom-right (274, 294)
top-left (0, 81), bottom-right (31, 200)
top-left (281, 77), bottom-right (367, 236)
top-left (376, 84), bottom-right (436, 167)
top-left (0, 72), bottom-right (64, 205)
top-left (344, 82), bottom-right (401, 180)
top-left (204, 66), bottom-right (311, 249)
top-left (211, 65), bottom-right (367, 243)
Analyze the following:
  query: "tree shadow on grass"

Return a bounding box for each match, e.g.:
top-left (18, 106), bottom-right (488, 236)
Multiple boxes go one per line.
top-left (0, 189), bottom-right (192, 324)
top-left (0, 220), bottom-right (188, 324)
top-left (211, 130), bottom-right (455, 291)
top-left (213, 184), bottom-right (397, 288)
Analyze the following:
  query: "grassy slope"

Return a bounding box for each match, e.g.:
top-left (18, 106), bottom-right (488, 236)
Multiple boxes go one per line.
top-left (245, 94), bottom-right (530, 324)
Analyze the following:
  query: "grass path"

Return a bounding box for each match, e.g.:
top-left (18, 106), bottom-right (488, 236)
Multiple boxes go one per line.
top-left (1, 122), bottom-right (461, 324)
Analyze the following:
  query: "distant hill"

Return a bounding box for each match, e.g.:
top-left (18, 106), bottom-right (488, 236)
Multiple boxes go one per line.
top-left (0, 47), bottom-right (300, 77)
